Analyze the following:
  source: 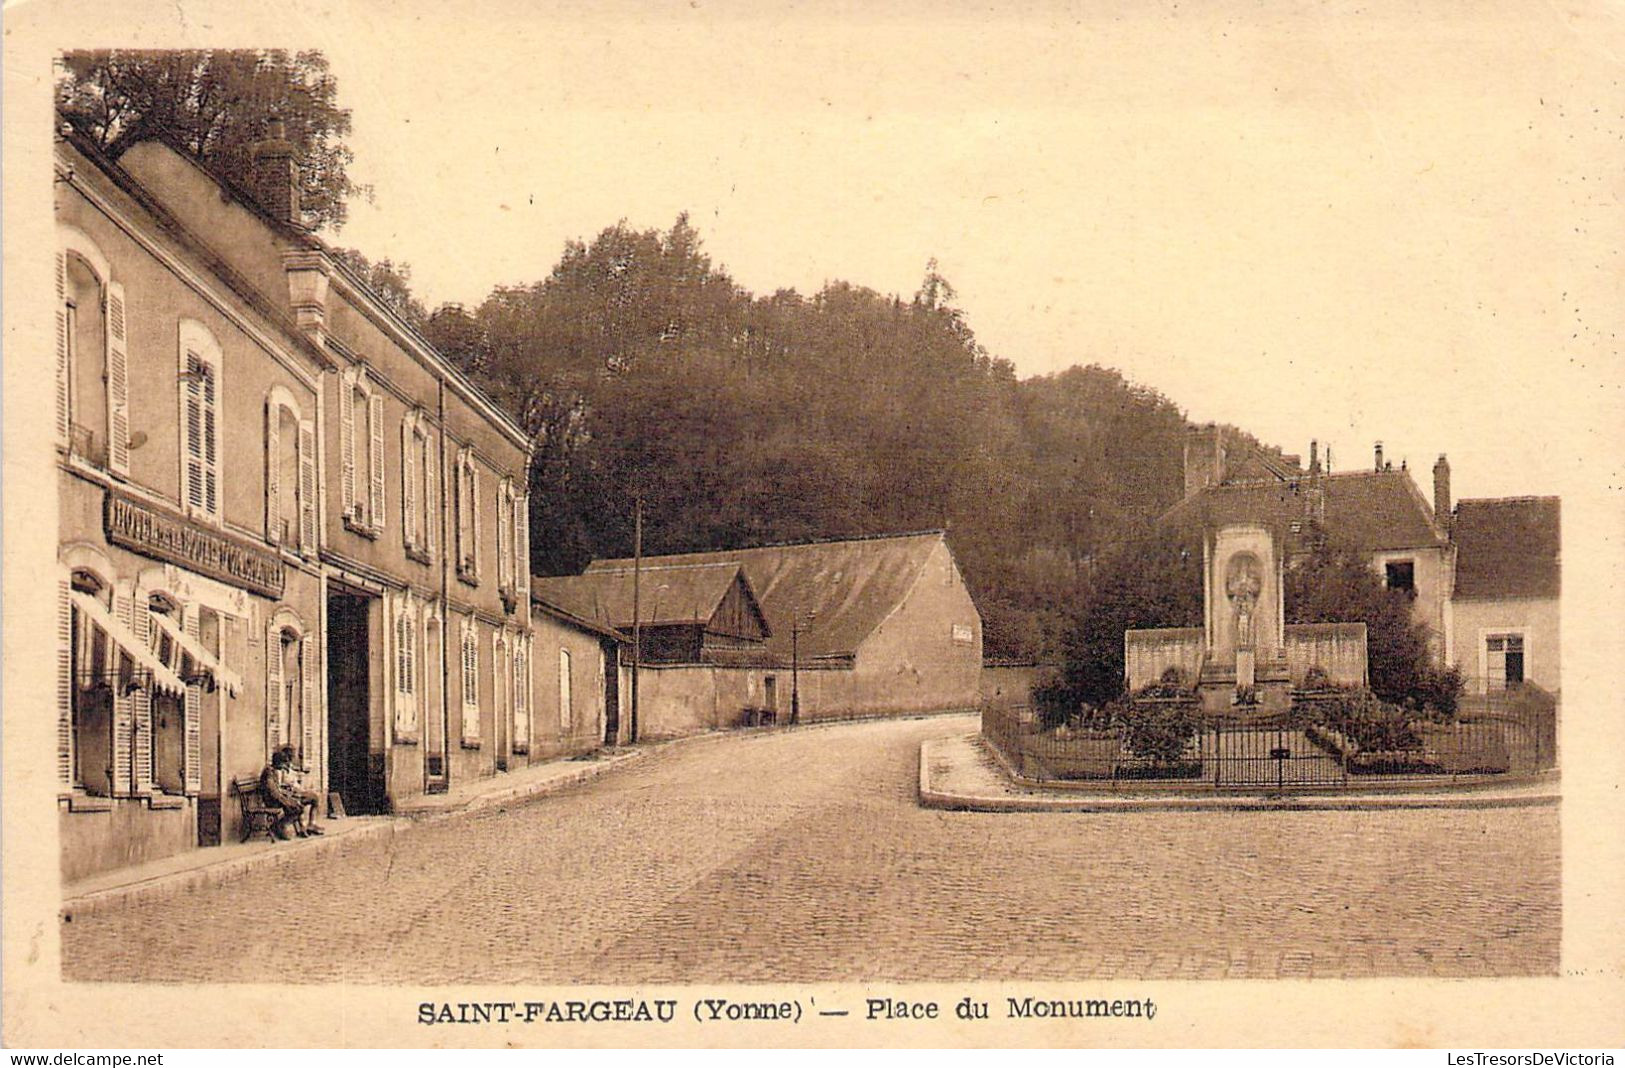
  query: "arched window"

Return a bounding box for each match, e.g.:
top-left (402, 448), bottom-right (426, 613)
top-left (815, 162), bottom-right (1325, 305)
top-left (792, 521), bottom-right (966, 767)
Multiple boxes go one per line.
top-left (456, 447), bottom-right (481, 582)
top-left (264, 386), bottom-right (316, 551)
top-left (266, 612), bottom-right (317, 769)
top-left (178, 321), bottom-right (223, 521)
top-left (56, 228), bottom-right (129, 474)
top-left (65, 569), bottom-right (114, 795)
top-left (340, 367), bottom-right (385, 535)
top-left (402, 410), bottom-right (437, 559)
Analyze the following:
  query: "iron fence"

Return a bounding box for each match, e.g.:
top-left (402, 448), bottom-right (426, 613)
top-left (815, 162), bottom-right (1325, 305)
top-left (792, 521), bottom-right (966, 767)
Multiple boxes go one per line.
top-left (982, 684), bottom-right (1556, 791)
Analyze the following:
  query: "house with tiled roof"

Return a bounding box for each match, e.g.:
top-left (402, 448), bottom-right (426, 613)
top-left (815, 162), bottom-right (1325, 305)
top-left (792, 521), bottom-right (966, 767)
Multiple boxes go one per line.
top-left (1448, 497), bottom-right (1561, 694)
top-left (541, 531), bottom-right (983, 738)
top-left (1167, 425), bottom-right (1560, 695)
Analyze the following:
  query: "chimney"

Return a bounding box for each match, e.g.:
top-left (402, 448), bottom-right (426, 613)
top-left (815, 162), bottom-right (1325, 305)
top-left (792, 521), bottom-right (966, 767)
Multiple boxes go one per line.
top-left (1183, 424), bottom-right (1227, 499)
top-left (1309, 439), bottom-right (1320, 473)
top-left (1433, 454), bottom-right (1452, 528)
top-left (1374, 441), bottom-right (1384, 472)
top-left (249, 116), bottom-right (302, 227)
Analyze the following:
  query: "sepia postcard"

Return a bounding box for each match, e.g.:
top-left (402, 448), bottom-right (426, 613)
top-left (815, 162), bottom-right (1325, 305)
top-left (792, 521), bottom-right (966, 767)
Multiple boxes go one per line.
top-left (4, 0), bottom-right (1623, 1051)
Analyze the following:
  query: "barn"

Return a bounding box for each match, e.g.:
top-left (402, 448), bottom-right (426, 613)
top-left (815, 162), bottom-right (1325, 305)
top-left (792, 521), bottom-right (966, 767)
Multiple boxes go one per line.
top-left (536, 531), bottom-right (984, 738)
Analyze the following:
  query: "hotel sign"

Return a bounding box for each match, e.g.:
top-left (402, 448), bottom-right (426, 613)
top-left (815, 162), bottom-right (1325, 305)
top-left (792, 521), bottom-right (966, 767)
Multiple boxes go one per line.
top-left (106, 491), bottom-right (284, 599)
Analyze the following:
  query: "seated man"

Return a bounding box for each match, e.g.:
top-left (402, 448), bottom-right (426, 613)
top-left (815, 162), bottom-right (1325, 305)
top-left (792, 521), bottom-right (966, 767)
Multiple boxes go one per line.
top-left (259, 746), bottom-right (323, 839)
top-left (274, 745), bottom-right (324, 837)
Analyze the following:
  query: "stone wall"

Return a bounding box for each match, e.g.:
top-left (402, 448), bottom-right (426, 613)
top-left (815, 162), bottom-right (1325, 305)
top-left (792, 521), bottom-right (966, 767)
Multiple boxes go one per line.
top-left (1282, 622), bottom-right (1368, 687)
top-left (1124, 628), bottom-right (1204, 692)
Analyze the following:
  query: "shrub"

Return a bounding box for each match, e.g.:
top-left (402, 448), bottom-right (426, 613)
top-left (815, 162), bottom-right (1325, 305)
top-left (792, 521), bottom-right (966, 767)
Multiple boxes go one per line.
top-left (1413, 664), bottom-right (1464, 720)
top-left (1115, 696), bottom-right (1199, 763)
top-left (1031, 670), bottom-right (1078, 730)
top-left (1312, 688), bottom-right (1420, 752)
top-left (1302, 665), bottom-right (1332, 691)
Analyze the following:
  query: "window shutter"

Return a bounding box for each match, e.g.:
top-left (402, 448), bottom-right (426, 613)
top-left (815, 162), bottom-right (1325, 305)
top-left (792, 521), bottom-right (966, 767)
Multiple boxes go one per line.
top-left (513, 642), bottom-right (529, 751)
top-left (55, 252), bottom-right (69, 443)
top-left (472, 465), bottom-right (483, 578)
top-left (340, 381), bottom-right (355, 520)
top-left (106, 281), bottom-right (131, 475)
top-left (298, 420), bottom-right (317, 553)
top-left (266, 621), bottom-right (283, 757)
top-left (301, 635), bottom-right (318, 772)
top-left (456, 455), bottom-right (469, 570)
top-left (369, 392), bottom-right (386, 531)
top-left (423, 432), bottom-right (438, 559)
top-left (461, 624), bottom-right (480, 745)
top-left (111, 593), bottom-right (135, 797)
top-left (131, 605), bottom-right (153, 795)
top-left (497, 487), bottom-right (511, 591)
top-left (183, 356), bottom-right (205, 512)
top-left (202, 362), bottom-right (219, 516)
top-left (57, 578), bottom-right (73, 786)
top-left (265, 401), bottom-right (282, 544)
top-left (516, 492), bottom-right (529, 593)
top-left (401, 420), bottom-right (417, 550)
top-left (182, 611), bottom-right (202, 795)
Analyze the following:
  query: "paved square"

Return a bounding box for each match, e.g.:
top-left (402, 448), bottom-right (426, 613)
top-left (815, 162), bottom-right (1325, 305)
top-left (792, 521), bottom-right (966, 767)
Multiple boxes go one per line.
top-left (61, 715), bottom-right (1559, 983)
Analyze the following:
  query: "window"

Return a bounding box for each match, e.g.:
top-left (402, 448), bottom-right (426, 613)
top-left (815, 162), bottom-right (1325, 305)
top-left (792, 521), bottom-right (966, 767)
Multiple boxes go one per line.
top-left (265, 389), bottom-right (316, 552)
top-left (265, 614), bottom-right (315, 771)
top-left (394, 596), bottom-right (418, 739)
top-left (148, 597), bottom-right (187, 795)
top-left (513, 640), bottom-right (530, 753)
top-left (178, 321), bottom-right (222, 521)
top-left (456, 448), bottom-right (481, 582)
top-left (460, 619), bottom-right (480, 746)
top-left (1385, 560), bottom-right (1416, 596)
top-left (64, 570), bottom-right (114, 795)
top-left (402, 411), bottom-right (436, 560)
top-left (558, 647), bottom-right (573, 731)
top-left (341, 369), bottom-right (385, 535)
top-left (57, 230), bottom-right (130, 475)
top-left (1486, 633), bottom-right (1526, 691)
top-left (497, 478), bottom-right (511, 592)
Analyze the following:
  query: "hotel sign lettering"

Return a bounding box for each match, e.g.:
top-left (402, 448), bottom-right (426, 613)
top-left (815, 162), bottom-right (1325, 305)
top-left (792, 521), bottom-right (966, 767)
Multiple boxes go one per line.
top-left (106, 491), bottom-right (284, 598)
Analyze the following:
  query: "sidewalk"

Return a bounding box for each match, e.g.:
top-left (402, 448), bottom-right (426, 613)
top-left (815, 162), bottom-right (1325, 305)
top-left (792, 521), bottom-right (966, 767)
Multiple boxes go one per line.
top-left (919, 732), bottom-right (1561, 813)
top-left (61, 746), bottom-right (650, 918)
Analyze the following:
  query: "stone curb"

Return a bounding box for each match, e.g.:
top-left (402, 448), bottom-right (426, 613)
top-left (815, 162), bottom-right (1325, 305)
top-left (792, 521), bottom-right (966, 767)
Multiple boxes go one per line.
top-left (918, 734), bottom-right (1562, 813)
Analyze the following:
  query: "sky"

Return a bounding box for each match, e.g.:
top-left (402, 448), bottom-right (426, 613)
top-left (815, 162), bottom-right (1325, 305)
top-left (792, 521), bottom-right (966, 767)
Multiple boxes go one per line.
top-left (34, 0), bottom-right (1625, 501)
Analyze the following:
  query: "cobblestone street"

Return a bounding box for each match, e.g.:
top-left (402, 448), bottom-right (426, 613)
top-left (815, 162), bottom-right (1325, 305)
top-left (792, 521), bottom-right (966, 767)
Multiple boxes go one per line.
top-left (61, 715), bottom-right (1559, 983)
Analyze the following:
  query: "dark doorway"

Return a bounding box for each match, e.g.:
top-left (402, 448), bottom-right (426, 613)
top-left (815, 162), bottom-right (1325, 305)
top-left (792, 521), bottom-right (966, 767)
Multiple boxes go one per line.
top-left (1505, 636), bottom-right (1525, 686)
top-left (602, 638), bottom-right (620, 745)
top-left (327, 591), bottom-right (384, 815)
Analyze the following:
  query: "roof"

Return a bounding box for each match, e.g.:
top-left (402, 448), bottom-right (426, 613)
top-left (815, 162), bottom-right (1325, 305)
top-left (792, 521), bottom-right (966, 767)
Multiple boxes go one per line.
top-left (72, 120), bottom-right (531, 450)
top-left (586, 530), bottom-right (951, 660)
top-left (528, 593), bottom-right (629, 643)
top-left (1452, 497), bottom-right (1561, 599)
top-left (1162, 469), bottom-right (1447, 553)
top-left (532, 562), bottom-right (764, 631)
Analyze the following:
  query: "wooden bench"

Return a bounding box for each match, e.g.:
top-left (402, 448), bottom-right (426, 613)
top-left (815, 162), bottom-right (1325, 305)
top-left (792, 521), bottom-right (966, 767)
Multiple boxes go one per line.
top-left (231, 775), bottom-right (282, 843)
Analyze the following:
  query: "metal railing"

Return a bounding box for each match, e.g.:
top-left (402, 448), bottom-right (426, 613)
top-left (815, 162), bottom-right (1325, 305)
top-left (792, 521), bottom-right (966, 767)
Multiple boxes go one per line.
top-left (983, 687), bottom-right (1556, 791)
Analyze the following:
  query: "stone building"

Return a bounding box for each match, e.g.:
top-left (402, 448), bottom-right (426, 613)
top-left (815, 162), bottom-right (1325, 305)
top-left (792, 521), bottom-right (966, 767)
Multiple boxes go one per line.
top-left (527, 591), bottom-right (628, 759)
top-left (54, 122), bottom-right (538, 879)
top-left (55, 128), bottom-right (330, 879)
top-left (536, 531), bottom-right (984, 738)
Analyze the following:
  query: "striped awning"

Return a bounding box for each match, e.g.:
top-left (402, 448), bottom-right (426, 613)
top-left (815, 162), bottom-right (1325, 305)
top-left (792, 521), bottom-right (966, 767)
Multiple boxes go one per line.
top-left (148, 609), bottom-right (243, 697)
top-left (70, 591), bottom-right (186, 698)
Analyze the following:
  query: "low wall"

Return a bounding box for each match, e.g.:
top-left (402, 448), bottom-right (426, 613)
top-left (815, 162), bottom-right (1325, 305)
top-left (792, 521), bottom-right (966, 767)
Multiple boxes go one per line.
top-left (1282, 622), bottom-right (1367, 687)
top-left (980, 662), bottom-right (1042, 708)
top-left (1124, 628), bottom-right (1203, 691)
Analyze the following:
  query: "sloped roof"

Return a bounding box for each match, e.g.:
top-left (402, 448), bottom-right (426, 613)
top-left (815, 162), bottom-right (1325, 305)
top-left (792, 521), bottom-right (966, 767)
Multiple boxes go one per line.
top-left (1163, 469), bottom-right (1447, 552)
top-left (532, 562), bottom-right (760, 631)
top-left (1452, 497), bottom-right (1561, 599)
top-left (586, 530), bottom-right (949, 661)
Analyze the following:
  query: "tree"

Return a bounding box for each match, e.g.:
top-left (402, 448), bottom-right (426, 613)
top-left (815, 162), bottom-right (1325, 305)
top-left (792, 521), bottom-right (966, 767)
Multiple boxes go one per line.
top-left (332, 249), bottom-right (428, 328)
top-left (1062, 533), bottom-right (1203, 708)
top-left (57, 49), bottom-right (364, 230)
top-left (1285, 541), bottom-right (1445, 707)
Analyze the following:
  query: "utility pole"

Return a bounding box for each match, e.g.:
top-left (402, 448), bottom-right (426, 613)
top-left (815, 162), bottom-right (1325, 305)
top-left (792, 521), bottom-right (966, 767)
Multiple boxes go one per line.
top-left (790, 611), bottom-right (800, 727)
top-left (629, 495), bottom-right (642, 745)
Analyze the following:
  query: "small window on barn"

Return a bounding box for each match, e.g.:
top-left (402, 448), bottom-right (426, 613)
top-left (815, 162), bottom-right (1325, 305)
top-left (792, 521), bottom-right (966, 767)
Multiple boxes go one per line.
top-left (1385, 560), bottom-right (1416, 596)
